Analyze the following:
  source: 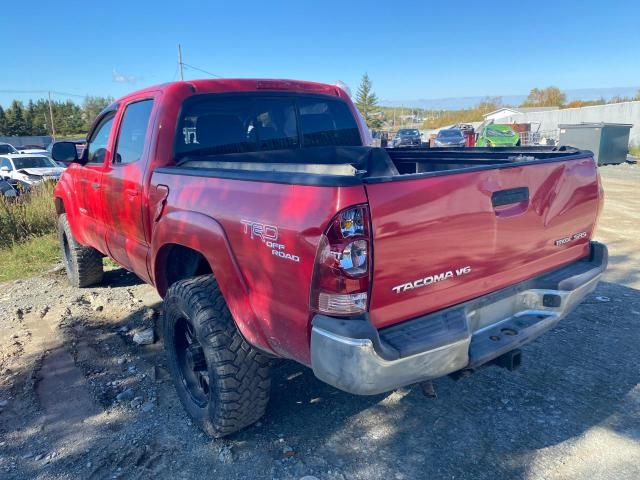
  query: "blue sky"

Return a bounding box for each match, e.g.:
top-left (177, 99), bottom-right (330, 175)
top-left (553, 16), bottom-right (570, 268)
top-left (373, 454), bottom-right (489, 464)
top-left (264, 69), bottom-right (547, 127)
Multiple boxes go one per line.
top-left (1, 0), bottom-right (638, 107)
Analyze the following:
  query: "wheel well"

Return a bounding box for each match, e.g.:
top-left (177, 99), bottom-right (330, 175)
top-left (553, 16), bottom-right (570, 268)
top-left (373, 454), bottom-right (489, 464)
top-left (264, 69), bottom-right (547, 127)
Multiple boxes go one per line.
top-left (156, 244), bottom-right (213, 295)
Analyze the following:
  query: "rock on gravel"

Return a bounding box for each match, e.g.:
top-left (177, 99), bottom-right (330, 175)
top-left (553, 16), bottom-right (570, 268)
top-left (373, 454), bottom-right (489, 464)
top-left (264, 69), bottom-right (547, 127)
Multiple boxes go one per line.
top-left (116, 388), bottom-right (135, 402)
top-left (142, 308), bottom-right (156, 322)
top-left (218, 445), bottom-right (235, 464)
top-left (132, 328), bottom-right (154, 345)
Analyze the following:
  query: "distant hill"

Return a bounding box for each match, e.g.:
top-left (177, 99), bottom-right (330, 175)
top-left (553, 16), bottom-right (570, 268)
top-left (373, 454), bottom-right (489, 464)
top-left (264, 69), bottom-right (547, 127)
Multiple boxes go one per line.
top-left (381, 86), bottom-right (640, 110)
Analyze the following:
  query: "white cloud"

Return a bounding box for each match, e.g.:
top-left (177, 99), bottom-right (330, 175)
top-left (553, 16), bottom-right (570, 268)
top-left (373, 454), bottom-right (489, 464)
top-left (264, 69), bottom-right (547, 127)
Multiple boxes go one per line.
top-left (112, 68), bottom-right (140, 84)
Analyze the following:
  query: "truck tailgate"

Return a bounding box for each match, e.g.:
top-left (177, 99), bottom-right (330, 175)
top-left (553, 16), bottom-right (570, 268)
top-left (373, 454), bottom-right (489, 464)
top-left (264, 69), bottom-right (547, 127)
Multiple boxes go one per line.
top-left (365, 156), bottom-right (601, 329)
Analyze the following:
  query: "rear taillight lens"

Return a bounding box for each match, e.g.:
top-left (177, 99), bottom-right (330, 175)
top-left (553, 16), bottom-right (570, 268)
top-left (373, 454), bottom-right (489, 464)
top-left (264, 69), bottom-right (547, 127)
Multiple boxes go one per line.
top-left (310, 205), bottom-right (371, 316)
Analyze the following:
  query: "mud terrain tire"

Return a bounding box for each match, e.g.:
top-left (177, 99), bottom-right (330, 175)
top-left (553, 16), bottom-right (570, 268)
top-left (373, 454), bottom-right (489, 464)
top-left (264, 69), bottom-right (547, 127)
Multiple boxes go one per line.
top-left (58, 213), bottom-right (104, 287)
top-left (163, 275), bottom-right (271, 437)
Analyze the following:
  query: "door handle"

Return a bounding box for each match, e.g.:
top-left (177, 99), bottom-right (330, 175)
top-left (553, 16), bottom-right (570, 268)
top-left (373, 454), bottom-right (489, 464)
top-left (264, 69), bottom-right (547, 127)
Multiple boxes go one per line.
top-left (491, 187), bottom-right (529, 207)
top-left (125, 189), bottom-right (139, 197)
top-left (91, 182), bottom-right (101, 190)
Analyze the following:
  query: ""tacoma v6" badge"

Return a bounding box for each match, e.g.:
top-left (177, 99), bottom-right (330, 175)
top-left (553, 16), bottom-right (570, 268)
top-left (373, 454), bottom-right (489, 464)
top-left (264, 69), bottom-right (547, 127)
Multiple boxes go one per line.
top-left (392, 266), bottom-right (472, 294)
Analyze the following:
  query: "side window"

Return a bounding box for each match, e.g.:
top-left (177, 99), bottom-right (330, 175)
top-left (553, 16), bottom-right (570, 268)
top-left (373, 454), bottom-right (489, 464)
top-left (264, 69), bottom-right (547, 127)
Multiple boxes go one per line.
top-left (298, 99), bottom-right (361, 147)
top-left (114, 99), bottom-right (154, 165)
top-left (87, 115), bottom-right (116, 164)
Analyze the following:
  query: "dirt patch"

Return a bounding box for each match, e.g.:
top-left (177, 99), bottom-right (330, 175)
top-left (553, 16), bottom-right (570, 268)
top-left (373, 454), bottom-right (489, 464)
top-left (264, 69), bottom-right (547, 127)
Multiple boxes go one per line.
top-left (0, 163), bottom-right (638, 480)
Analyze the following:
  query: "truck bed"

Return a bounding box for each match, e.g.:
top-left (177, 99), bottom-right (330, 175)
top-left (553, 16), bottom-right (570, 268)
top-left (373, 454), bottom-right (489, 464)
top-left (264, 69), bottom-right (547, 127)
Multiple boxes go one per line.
top-left (157, 145), bottom-right (600, 332)
top-left (167, 145), bottom-right (588, 184)
top-left (380, 146), bottom-right (585, 178)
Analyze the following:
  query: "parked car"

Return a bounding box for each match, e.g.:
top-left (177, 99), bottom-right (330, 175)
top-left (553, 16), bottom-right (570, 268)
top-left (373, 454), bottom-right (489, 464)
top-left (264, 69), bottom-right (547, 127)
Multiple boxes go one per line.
top-left (392, 128), bottom-right (422, 147)
top-left (476, 124), bottom-right (521, 147)
top-left (0, 143), bottom-right (18, 155)
top-left (454, 123), bottom-right (474, 132)
top-left (52, 78), bottom-right (606, 438)
top-left (0, 154), bottom-right (64, 185)
top-left (0, 177), bottom-right (18, 200)
top-left (17, 147), bottom-right (50, 157)
top-left (434, 128), bottom-right (466, 147)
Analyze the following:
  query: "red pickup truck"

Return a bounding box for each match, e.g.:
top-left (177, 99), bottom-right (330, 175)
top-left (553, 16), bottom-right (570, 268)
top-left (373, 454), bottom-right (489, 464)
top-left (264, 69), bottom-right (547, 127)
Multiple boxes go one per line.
top-left (51, 79), bottom-right (607, 437)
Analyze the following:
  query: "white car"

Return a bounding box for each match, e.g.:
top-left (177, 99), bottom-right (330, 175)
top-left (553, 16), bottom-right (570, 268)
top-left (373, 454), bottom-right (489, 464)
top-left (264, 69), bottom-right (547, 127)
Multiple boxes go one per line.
top-left (0, 143), bottom-right (18, 155)
top-left (17, 148), bottom-right (50, 156)
top-left (0, 153), bottom-right (64, 185)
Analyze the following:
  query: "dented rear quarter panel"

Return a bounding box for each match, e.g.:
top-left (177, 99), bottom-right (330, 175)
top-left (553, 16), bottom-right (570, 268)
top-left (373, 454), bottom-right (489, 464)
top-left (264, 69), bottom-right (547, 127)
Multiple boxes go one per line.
top-left (150, 171), bottom-right (367, 365)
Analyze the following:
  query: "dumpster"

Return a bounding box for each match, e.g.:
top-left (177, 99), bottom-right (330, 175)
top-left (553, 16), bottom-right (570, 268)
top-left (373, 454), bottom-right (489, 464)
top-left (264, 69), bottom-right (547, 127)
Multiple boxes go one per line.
top-left (558, 123), bottom-right (632, 165)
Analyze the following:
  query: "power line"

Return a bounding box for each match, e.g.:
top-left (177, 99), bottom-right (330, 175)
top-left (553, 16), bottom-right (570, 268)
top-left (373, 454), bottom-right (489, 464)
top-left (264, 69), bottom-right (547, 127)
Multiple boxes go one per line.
top-left (175, 44), bottom-right (224, 80)
top-left (181, 62), bottom-right (224, 79)
top-left (0, 89), bottom-right (86, 99)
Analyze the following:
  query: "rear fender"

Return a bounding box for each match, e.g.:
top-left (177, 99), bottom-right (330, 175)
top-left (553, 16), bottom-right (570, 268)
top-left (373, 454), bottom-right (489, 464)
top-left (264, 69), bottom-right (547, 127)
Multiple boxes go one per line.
top-left (151, 210), bottom-right (272, 354)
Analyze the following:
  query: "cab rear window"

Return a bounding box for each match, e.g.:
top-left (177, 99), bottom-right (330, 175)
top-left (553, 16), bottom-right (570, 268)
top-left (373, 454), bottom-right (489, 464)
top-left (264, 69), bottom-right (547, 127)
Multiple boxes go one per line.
top-left (175, 95), bottom-right (361, 159)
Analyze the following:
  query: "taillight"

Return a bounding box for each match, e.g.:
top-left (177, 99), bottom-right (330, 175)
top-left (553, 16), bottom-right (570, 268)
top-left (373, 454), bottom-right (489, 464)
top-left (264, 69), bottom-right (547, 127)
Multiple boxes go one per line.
top-left (310, 204), bottom-right (371, 316)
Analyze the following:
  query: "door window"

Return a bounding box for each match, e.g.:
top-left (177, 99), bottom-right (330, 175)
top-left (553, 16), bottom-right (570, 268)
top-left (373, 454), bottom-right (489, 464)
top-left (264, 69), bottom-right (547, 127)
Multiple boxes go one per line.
top-left (86, 115), bottom-right (115, 164)
top-left (114, 99), bottom-right (154, 164)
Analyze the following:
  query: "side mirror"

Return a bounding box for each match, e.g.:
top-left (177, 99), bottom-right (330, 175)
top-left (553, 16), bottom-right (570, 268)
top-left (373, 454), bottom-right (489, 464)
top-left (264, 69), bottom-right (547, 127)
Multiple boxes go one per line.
top-left (0, 166), bottom-right (9, 173)
top-left (51, 142), bottom-right (80, 164)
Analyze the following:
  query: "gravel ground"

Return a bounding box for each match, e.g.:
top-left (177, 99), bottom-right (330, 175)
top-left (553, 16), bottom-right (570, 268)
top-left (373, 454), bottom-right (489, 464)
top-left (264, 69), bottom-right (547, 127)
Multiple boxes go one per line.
top-left (0, 163), bottom-right (638, 480)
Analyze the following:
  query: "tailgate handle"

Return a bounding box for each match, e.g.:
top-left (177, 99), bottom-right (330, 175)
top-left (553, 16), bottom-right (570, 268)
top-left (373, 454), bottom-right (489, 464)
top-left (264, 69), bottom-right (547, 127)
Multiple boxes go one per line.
top-left (492, 187), bottom-right (529, 207)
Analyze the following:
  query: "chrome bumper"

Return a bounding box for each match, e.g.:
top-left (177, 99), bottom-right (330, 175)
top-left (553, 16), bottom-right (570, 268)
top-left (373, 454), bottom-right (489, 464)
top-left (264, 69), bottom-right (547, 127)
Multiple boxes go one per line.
top-left (311, 242), bottom-right (607, 395)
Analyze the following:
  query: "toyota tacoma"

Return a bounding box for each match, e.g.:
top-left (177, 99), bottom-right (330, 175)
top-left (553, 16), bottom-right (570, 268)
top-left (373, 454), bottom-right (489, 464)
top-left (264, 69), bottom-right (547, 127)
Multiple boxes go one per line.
top-left (51, 79), bottom-right (607, 437)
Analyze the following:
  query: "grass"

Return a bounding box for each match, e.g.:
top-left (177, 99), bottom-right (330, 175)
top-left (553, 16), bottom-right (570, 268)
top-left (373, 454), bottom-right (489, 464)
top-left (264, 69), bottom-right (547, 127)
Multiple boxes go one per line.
top-left (0, 233), bottom-right (60, 283)
top-left (0, 181), bottom-right (57, 248)
top-left (0, 182), bottom-right (59, 282)
top-left (629, 145), bottom-right (640, 157)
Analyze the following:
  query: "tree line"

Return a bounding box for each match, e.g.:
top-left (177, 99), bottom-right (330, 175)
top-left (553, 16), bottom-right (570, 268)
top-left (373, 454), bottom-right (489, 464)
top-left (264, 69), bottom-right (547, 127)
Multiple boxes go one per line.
top-left (0, 96), bottom-right (113, 137)
top-left (352, 74), bottom-right (640, 130)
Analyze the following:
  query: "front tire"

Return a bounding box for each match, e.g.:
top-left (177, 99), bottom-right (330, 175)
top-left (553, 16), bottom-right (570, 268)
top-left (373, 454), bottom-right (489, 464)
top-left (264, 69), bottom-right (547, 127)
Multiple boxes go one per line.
top-left (163, 275), bottom-right (271, 438)
top-left (57, 213), bottom-right (104, 287)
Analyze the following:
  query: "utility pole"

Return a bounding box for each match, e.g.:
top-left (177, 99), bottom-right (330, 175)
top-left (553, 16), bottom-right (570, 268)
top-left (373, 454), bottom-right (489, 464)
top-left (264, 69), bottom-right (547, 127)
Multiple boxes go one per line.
top-left (47, 91), bottom-right (56, 138)
top-left (178, 44), bottom-right (184, 81)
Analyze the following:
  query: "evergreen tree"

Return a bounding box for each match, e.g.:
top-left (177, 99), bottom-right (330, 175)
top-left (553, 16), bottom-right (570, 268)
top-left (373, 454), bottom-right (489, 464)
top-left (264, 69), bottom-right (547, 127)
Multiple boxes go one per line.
top-left (24, 100), bottom-right (36, 135)
top-left (82, 96), bottom-right (113, 131)
top-left (355, 73), bottom-right (382, 129)
top-left (0, 106), bottom-right (5, 135)
top-left (4, 101), bottom-right (28, 136)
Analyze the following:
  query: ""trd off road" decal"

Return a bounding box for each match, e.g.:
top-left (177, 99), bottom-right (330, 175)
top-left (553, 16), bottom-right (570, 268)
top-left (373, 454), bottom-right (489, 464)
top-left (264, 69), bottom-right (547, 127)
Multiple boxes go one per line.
top-left (241, 219), bottom-right (300, 262)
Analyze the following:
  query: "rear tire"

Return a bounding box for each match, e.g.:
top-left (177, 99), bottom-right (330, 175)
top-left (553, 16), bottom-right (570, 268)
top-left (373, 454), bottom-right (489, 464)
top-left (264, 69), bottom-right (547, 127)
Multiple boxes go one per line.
top-left (57, 214), bottom-right (103, 287)
top-left (163, 275), bottom-right (271, 438)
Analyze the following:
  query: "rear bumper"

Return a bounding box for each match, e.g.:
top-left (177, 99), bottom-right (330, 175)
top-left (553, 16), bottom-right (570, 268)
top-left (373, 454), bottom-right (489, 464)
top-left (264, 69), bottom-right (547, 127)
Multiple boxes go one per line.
top-left (311, 242), bottom-right (607, 395)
